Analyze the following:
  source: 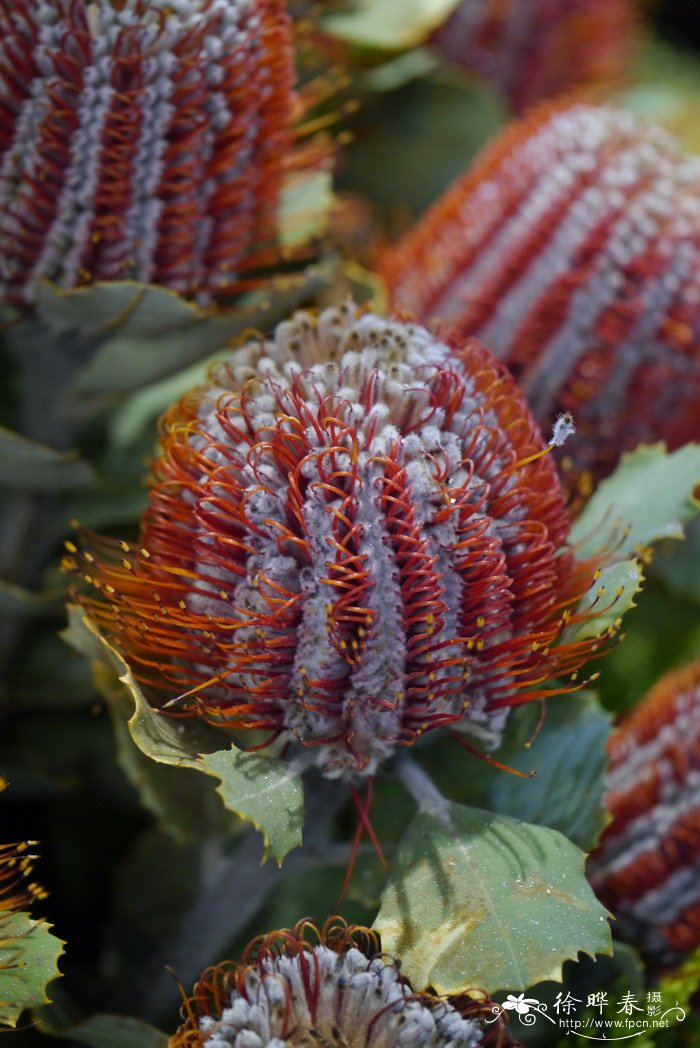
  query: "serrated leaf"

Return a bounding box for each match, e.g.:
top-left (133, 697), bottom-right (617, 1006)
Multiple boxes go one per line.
top-left (566, 559), bottom-right (644, 643)
top-left (0, 914), bottom-right (64, 1028)
top-left (568, 444), bottom-right (700, 642)
top-left (571, 444), bottom-right (700, 560)
top-left (201, 748), bottom-right (303, 865)
top-left (374, 802), bottom-right (611, 995)
top-left (103, 681), bottom-right (236, 845)
top-left (0, 426), bottom-right (93, 492)
top-left (322, 0), bottom-right (463, 51)
top-left (62, 606), bottom-right (304, 862)
top-left (426, 694), bottom-right (612, 851)
top-left (32, 273), bottom-right (324, 398)
top-left (40, 1012), bottom-right (168, 1048)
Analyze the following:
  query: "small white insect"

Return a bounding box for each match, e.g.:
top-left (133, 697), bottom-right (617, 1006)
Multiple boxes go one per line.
top-left (549, 411), bottom-right (576, 448)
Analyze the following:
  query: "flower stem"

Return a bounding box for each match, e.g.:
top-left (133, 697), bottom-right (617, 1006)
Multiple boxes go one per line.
top-left (392, 754), bottom-right (452, 825)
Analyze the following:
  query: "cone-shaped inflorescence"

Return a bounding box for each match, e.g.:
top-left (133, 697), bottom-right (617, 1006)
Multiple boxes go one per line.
top-left (588, 660), bottom-right (700, 966)
top-left (0, 0), bottom-right (324, 305)
top-left (168, 918), bottom-right (514, 1047)
top-left (431, 0), bottom-right (636, 115)
top-left (383, 104), bottom-right (700, 498)
top-left (67, 305), bottom-right (608, 781)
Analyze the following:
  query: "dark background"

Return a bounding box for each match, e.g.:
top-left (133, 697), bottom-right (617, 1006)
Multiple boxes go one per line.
top-left (658, 0), bottom-right (700, 47)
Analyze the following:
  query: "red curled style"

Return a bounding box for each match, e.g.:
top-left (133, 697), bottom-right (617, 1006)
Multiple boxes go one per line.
top-left (67, 305), bottom-right (611, 781)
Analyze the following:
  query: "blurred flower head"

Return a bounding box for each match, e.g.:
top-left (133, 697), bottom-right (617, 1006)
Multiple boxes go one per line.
top-left (383, 103), bottom-right (700, 498)
top-left (68, 304), bottom-right (608, 780)
top-left (169, 917), bottom-right (510, 1047)
top-left (588, 659), bottom-right (700, 965)
top-left (432, 0), bottom-right (637, 114)
top-left (0, 0), bottom-right (329, 305)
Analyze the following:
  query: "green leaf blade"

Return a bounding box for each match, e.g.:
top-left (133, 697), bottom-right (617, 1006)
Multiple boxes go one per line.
top-left (374, 803), bottom-right (611, 995)
top-left (40, 1012), bottom-right (168, 1048)
top-left (322, 0), bottom-right (463, 51)
top-left (200, 748), bottom-right (304, 865)
top-left (0, 426), bottom-right (94, 492)
top-left (435, 693), bottom-right (612, 851)
top-left (568, 444), bottom-right (700, 642)
top-left (571, 444), bottom-right (700, 559)
top-left (62, 606), bottom-right (304, 863)
top-left (0, 915), bottom-right (65, 1028)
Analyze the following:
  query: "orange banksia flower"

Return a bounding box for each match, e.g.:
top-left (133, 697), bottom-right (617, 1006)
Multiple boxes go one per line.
top-left (0, 0), bottom-right (324, 305)
top-left (431, 0), bottom-right (636, 115)
top-left (383, 103), bottom-right (700, 494)
top-left (588, 660), bottom-right (700, 965)
top-left (169, 918), bottom-right (514, 1047)
top-left (69, 305), bottom-right (608, 780)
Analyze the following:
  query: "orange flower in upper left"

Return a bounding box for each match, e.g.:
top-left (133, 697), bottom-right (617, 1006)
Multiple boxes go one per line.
top-left (0, 0), bottom-right (326, 305)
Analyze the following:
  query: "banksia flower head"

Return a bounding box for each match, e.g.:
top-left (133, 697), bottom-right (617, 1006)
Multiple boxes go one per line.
top-left (588, 660), bottom-right (700, 965)
top-left (383, 103), bottom-right (700, 494)
top-left (68, 304), bottom-right (609, 781)
top-left (169, 918), bottom-right (513, 1047)
top-left (0, 0), bottom-right (326, 306)
top-left (431, 0), bottom-right (635, 115)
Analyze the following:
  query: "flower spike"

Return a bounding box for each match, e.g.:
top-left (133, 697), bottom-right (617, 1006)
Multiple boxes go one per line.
top-left (432, 0), bottom-right (637, 114)
top-left (588, 659), bottom-right (700, 966)
top-left (0, 0), bottom-right (331, 305)
top-left (383, 103), bottom-right (700, 495)
top-left (69, 305), bottom-right (611, 780)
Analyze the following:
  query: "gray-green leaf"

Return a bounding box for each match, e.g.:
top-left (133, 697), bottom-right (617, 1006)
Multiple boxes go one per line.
top-left (62, 606), bottom-right (304, 863)
top-left (374, 802), bottom-right (611, 995)
top-left (0, 426), bottom-right (93, 492)
top-left (0, 915), bottom-right (65, 1028)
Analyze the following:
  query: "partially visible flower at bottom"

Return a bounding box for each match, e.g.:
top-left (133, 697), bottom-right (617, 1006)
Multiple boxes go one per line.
top-left (169, 918), bottom-right (517, 1047)
top-left (588, 659), bottom-right (700, 966)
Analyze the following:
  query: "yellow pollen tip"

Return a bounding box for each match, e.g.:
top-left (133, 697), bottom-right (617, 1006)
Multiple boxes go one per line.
top-left (64, 541), bottom-right (77, 553)
top-left (476, 615), bottom-right (486, 628)
top-left (119, 541), bottom-right (130, 552)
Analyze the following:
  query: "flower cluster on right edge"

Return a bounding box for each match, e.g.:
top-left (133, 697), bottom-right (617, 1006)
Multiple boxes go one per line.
top-left (168, 918), bottom-right (518, 1048)
top-left (588, 659), bottom-right (700, 968)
